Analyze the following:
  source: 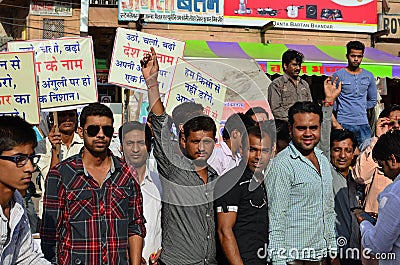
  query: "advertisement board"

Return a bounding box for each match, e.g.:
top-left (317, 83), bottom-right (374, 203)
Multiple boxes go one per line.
top-left (119, 0), bottom-right (224, 24)
top-left (224, 0), bottom-right (377, 32)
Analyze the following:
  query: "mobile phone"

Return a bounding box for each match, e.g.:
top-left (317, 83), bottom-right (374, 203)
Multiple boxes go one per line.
top-left (360, 212), bottom-right (377, 225)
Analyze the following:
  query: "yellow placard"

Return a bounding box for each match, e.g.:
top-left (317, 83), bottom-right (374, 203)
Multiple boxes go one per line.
top-left (0, 51), bottom-right (40, 124)
top-left (165, 58), bottom-right (227, 126)
top-left (8, 37), bottom-right (97, 109)
top-left (109, 28), bottom-right (185, 94)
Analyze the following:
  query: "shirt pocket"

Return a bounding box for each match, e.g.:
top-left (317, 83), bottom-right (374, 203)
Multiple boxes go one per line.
top-left (340, 81), bottom-right (352, 94)
top-left (281, 89), bottom-right (294, 107)
top-left (110, 187), bottom-right (130, 219)
top-left (66, 189), bottom-right (94, 221)
top-left (358, 78), bottom-right (370, 96)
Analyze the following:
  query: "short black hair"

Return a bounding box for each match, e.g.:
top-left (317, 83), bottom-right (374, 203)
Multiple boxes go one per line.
top-left (222, 113), bottom-right (251, 140)
top-left (288, 101), bottom-right (323, 126)
top-left (330, 129), bottom-right (357, 150)
top-left (346, 41), bottom-right (365, 55)
top-left (172, 102), bottom-right (204, 126)
top-left (282, 49), bottom-right (304, 69)
top-left (48, 109), bottom-right (78, 130)
top-left (241, 121), bottom-right (276, 148)
top-left (80, 103), bottom-right (114, 127)
top-left (275, 119), bottom-right (290, 143)
top-left (245, 107), bottom-right (269, 120)
top-left (0, 116), bottom-right (37, 154)
top-left (119, 121), bottom-right (152, 152)
top-left (378, 104), bottom-right (400, 119)
top-left (183, 115), bottom-right (216, 139)
top-left (372, 130), bottom-right (400, 162)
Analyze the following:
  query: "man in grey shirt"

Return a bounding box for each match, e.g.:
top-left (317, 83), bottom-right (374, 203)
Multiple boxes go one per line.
top-left (319, 78), bottom-right (362, 264)
top-left (268, 49), bottom-right (312, 121)
top-left (141, 47), bottom-right (218, 265)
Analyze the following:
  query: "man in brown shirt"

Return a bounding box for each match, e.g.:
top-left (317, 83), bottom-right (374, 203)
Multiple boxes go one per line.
top-left (268, 49), bottom-right (312, 121)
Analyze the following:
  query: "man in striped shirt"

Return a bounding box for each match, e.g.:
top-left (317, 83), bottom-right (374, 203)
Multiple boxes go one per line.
top-left (266, 101), bottom-right (337, 265)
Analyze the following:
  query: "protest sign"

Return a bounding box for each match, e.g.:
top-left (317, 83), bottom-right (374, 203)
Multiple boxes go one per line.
top-left (8, 37), bottom-right (97, 110)
top-left (165, 58), bottom-right (227, 127)
top-left (0, 51), bottom-right (40, 124)
top-left (108, 28), bottom-right (185, 94)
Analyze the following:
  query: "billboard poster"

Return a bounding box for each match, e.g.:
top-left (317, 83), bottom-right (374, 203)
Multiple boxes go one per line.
top-left (0, 51), bottom-right (40, 124)
top-left (108, 28), bottom-right (185, 94)
top-left (224, 0), bottom-right (377, 33)
top-left (119, 0), bottom-right (223, 24)
top-left (165, 58), bottom-right (227, 129)
top-left (8, 37), bottom-right (98, 110)
top-left (30, 0), bottom-right (73, 17)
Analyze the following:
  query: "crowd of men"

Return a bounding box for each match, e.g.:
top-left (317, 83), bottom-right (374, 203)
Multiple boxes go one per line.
top-left (0, 40), bottom-right (399, 265)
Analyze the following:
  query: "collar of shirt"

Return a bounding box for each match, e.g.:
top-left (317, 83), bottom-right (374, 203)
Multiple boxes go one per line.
top-left (220, 141), bottom-right (241, 161)
top-left (288, 141), bottom-right (323, 161)
top-left (141, 166), bottom-right (154, 187)
top-left (0, 190), bottom-right (24, 227)
top-left (283, 72), bottom-right (305, 85)
top-left (394, 173), bottom-right (400, 183)
top-left (81, 151), bottom-right (117, 180)
top-left (60, 132), bottom-right (83, 146)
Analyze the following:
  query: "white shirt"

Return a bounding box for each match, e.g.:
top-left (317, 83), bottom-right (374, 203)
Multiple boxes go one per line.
top-left (141, 166), bottom-right (162, 260)
top-left (35, 132), bottom-right (84, 217)
top-left (208, 141), bottom-right (241, 176)
top-left (0, 190), bottom-right (50, 265)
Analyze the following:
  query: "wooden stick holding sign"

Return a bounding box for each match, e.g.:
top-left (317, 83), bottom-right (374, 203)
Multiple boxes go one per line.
top-left (53, 111), bottom-right (61, 156)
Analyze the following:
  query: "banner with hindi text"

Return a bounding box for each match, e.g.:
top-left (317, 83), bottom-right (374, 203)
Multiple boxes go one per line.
top-left (0, 51), bottom-right (40, 124)
top-left (108, 28), bottom-right (185, 94)
top-left (165, 58), bottom-right (227, 127)
top-left (8, 37), bottom-right (97, 109)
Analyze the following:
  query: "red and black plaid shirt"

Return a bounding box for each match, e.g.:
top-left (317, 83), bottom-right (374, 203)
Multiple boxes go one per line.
top-left (40, 150), bottom-right (146, 265)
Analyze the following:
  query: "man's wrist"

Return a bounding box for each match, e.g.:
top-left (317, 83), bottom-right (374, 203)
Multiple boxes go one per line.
top-left (322, 100), bottom-right (334, 106)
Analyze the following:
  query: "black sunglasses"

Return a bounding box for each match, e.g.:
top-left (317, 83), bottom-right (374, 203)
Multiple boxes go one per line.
top-left (58, 112), bottom-right (76, 118)
top-left (85, 125), bottom-right (114, 138)
top-left (0, 154), bottom-right (40, 167)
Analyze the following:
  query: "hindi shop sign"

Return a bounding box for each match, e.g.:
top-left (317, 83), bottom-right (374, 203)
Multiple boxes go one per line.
top-left (109, 28), bottom-right (185, 94)
top-left (119, 0), bottom-right (224, 25)
top-left (165, 58), bottom-right (227, 127)
top-left (0, 52), bottom-right (40, 124)
top-left (8, 37), bottom-right (98, 110)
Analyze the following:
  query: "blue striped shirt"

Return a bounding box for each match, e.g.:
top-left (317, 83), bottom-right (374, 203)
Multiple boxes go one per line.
top-left (266, 142), bottom-right (337, 265)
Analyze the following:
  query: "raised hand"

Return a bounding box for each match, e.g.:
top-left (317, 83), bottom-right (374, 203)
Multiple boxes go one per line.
top-left (375, 117), bottom-right (391, 138)
top-left (140, 47), bottom-right (159, 87)
top-left (324, 76), bottom-right (342, 102)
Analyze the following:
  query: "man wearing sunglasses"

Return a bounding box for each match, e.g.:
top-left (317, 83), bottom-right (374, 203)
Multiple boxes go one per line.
top-left (0, 116), bottom-right (50, 264)
top-left (214, 124), bottom-right (274, 265)
top-left (35, 109), bottom-right (83, 221)
top-left (142, 48), bottom-right (218, 264)
top-left (353, 130), bottom-right (400, 265)
top-left (41, 103), bottom-right (146, 265)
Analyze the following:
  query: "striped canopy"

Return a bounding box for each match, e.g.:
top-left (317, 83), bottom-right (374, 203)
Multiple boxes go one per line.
top-left (184, 40), bottom-right (400, 78)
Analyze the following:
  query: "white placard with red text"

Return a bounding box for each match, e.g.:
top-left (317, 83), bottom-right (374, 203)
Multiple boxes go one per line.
top-left (108, 28), bottom-right (185, 94)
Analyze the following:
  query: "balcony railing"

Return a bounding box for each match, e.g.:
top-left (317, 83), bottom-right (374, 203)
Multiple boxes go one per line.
top-left (89, 0), bottom-right (118, 6)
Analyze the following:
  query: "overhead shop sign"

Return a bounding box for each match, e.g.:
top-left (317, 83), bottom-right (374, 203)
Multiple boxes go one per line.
top-left (30, 0), bottom-right (72, 17)
top-left (224, 0), bottom-right (377, 33)
top-left (118, 0), bottom-right (223, 24)
top-left (119, 0), bottom-right (377, 33)
top-left (378, 14), bottom-right (400, 38)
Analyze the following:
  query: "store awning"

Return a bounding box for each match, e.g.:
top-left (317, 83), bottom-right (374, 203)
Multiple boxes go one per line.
top-left (184, 40), bottom-right (400, 78)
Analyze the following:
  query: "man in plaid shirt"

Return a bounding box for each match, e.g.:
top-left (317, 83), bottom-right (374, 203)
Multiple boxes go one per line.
top-left (40, 103), bottom-right (146, 265)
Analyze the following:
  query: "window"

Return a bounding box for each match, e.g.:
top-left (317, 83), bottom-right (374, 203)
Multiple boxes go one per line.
top-left (43, 19), bottom-right (64, 39)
